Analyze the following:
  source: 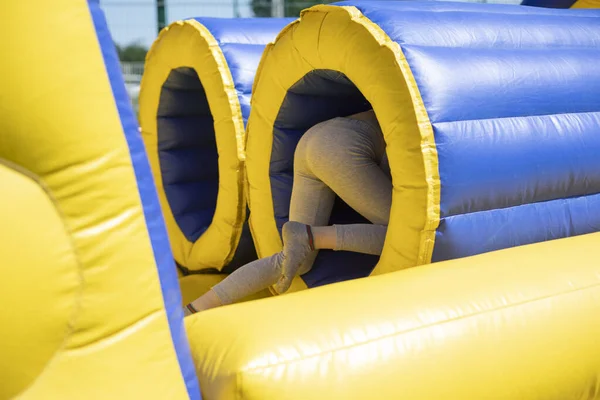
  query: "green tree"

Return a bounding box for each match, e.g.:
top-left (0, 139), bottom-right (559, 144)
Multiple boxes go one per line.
top-left (252, 0), bottom-right (336, 17)
top-left (115, 42), bottom-right (148, 62)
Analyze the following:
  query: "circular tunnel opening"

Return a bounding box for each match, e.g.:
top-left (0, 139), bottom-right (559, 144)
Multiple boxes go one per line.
top-left (157, 67), bottom-right (219, 244)
top-left (270, 69), bottom-right (384, 288)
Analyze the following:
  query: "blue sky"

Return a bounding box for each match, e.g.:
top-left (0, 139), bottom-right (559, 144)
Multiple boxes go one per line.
top-left (101, 0), bottom-right (254, 47)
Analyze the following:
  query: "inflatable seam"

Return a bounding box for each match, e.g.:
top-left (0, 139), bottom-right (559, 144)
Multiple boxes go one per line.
top-left (434, 109), bottom-right (600, 125)
top-left (355, 4), bottom-right (596, 16)
top-left (443, 189), bottom-right (600, 220)
top-left (91, 6), bottom-right (199, 394)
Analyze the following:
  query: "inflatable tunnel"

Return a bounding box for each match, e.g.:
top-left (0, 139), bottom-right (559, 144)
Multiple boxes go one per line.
top-left (139, 17), bottom-right (292, 277)
top-left (246, 1), bottom-right (600, 293)
top-left (0, 0), bottom-right (200, 398)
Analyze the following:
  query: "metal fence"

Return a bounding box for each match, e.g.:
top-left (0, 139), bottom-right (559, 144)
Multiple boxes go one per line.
top-left (121, 62), bottom-right (145, 82)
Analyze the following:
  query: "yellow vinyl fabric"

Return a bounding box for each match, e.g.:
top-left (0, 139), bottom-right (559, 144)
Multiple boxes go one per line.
top-left (140, 19), bottom-right (247, 272)
top-left (0, 1), bottom-right (199, 398)
top-left (246, 5), bottom-right (437, 293)
top-left (186, 231), bottom-right (600, 399)
top-left (0, 161), bottom-right (83, 400)
top-left (179, 274), bottom-right (271, 306)
top-left (572, 0), bottom-right (600, 7)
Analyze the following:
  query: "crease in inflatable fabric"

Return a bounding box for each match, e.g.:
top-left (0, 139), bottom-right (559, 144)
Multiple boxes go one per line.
top-left (339, 5), bottom-right (441, 265)
top-left (187, 19), bottom-right (247, 268)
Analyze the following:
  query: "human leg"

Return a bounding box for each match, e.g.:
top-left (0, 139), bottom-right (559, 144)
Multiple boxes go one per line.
top-left (275, 117), bottom-right (392, 293)
top-left (271, 124), bottom-right (338, 293)
top-left (183, 121), bottom-right (339, 311)
top-left (184, 253), bottom-right (284, 313)
top-left (185, 116), bottom-right (394, 311)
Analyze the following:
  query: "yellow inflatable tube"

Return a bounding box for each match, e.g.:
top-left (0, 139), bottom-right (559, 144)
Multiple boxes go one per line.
top-left (572, 0), bottom-right (600, 7)
top-left (140, 18), bottom-right (291, 274)
top-left (186, 231), bottom-right (600, 399)
top-left (140, 20), bottom-right (249, 272)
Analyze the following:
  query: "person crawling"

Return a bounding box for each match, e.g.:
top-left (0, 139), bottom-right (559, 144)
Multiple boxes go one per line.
top-left (184, 109), bottom-right (391, 314)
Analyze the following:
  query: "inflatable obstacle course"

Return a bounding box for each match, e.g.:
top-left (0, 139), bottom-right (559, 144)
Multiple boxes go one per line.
top-left (246, 1), bottom-right (600, 292)
top-left (1, 0), bottom-right (600, 399)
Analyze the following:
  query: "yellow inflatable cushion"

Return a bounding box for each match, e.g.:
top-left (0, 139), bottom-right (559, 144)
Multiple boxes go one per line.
top-left (186, 232), bottom-right (600, 399)
top-left (0, 161), bottom-right (82, 399)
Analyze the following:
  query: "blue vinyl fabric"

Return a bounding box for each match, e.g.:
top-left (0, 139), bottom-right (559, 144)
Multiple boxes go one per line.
top-left (158, 67), bottom-right (218, 243)
top-left (157, 18), bottom-right (292, 244)
top-left (339, 1), bottom-right (600, 263)
top-left (193, 17), bottom-right (294, 125)
top-left (88, 1), bottom-right (201, 398)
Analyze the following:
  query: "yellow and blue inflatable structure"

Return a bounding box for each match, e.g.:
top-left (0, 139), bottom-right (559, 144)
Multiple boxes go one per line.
top-left (2, 0), bottom-right (600, 399)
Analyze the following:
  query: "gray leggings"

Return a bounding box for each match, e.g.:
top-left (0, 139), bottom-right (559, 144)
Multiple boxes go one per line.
top-left (211, 113), bottom-right (392, 304)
